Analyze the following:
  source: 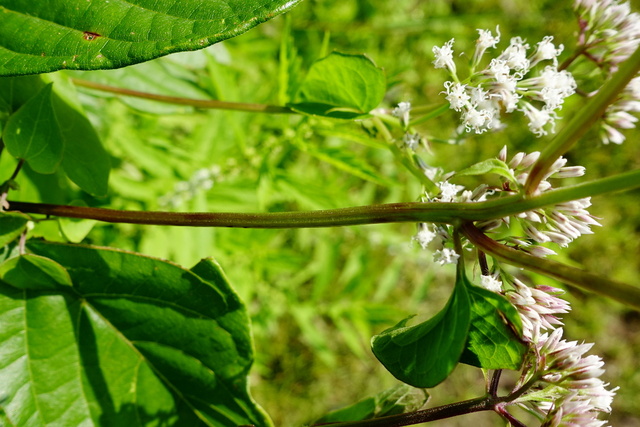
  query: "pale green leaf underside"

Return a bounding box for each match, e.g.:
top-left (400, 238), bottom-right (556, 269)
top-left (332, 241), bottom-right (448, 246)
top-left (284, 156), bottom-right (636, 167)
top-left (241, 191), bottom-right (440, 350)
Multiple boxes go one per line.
top-left (0, 0), bottom-right (303, 76)
top-left (0, 241), bottom-right (270, 427)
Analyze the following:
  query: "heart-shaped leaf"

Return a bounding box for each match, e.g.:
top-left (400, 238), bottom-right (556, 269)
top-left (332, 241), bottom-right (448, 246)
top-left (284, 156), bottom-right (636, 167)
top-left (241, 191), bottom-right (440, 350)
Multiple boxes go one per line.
top-left (0, 241), bottom-right (271, 427)
top-left (289, 52), bottom-right (386, 119)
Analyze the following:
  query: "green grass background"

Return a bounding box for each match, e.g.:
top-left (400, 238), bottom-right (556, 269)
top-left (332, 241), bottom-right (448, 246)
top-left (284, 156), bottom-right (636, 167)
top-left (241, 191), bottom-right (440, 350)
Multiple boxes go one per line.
top-left (5, 0), bottom-right (639, 425)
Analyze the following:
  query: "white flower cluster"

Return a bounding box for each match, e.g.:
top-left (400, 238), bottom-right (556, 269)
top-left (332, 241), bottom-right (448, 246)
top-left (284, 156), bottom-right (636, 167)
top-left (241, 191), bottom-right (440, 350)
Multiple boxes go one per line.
top-left (158, 166), bottom-right (219, 208)
top-left (494, 273), bottom-right (616, 425)
top-left (412, 177), bottom-right (492, 265)
top-left (499, 148), bottom-right (601, 251)
top-left (574, 0), bottom-right (640, 70)
top-left (463, 147), bottom-right (598, 256)
top-left (433, 29), bottom-right (576, 136)
top-left (505, 278), bottom-right (570, 341)
top-left (600, 76), bottom-right (640, 144)
top-left (413, 222), bottom-right (460, 266)
top-left (532, 327), bottom-right (619, 426)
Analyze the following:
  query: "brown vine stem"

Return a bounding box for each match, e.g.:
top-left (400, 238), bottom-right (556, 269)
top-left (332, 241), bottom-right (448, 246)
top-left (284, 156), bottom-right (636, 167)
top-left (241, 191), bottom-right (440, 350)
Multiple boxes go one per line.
top-left (70, 78), bottom-right (294, 114)
top-left (7, 167), bottom-right (640, 228)
top-left (461, 222), bottom-right (640, 311)
top-left (311, 395), bottom-right (494, 427)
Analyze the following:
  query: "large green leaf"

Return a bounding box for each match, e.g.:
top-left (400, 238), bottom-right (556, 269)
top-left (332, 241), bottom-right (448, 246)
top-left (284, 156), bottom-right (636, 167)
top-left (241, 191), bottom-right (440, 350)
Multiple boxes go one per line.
top-left (289, 52), bottom-right (386, 119)
top-left (459, 280), bottom-right (527, 370)
top-left (0, 0), bottom-right (304, 76)
top-left (0, 241), bottom-right (270, 427)
top-left (371, 275), bottom-right (471, 388)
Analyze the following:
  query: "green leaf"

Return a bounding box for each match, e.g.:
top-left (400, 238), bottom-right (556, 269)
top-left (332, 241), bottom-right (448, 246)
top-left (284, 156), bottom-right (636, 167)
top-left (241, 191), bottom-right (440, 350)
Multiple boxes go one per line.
top-left (1, 75), bottom-right (110, 196)
top-left (0, 0), bottom-right (304, 76)
top-left (0, 76), bottom-right (42, 116)
top-left (0, 241), bottom-right (270, 427)
top-left (44, 74), bottom-right (111, 196)
top-left (289, 52), bottom-right (386, 119)
top-left (0, 212), bottom-right (29, 247)
top-left (455, 159), bottom-right (516, 182)
top-left (315, 385), bottom-right (428, 424)
top-left (371, 277), bottom-right (471, 388)
top-left (0, 254), bottom-right (72, 290)
top-left (460, 281), bottom-right (527, 370)
top-left (3, 84), bottom-right (64, 174)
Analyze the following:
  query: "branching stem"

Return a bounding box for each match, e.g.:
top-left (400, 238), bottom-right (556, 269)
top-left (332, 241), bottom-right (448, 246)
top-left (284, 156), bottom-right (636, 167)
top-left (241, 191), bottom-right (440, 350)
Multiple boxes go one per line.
top-left (461, 222), bottom-right (640, 311)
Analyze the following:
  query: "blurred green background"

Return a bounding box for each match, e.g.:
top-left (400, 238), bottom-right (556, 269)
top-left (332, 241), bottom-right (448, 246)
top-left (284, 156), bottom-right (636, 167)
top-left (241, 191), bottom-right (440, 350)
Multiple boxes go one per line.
top-left (3, 0), bottom-right (639, 425)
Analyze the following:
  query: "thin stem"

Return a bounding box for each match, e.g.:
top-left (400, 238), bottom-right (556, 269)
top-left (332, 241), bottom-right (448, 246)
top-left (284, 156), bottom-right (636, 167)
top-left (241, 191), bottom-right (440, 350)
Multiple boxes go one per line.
top-left (71, 78), bottom-right (294, 114)
top-left (6, 168), bottom-right (640, 227)
top-left (488, 370), bottom-right (502, 397)
top-left (496, 408), bottom-right (527, 427)
top-left (558, 45), bottom-right (587, 71)
top-left (312, 395), bottom-right (494, 427)
top-left (524, 45), bottom-right (640, 194)
top-left (8, 159), bottom-right (25, 181)
top-left (409, 103), bottom-right (450, 127)
top-left (1, 159), bottom-right (25, 210)
top-left (371, 116), bottom-right (439, 194)
top-left (478, 251), bottom-right (490, 276)
top-left (313, 375), bottom-right (542, 427)
top-left (453, 228), bottom-right (465, 277)
top-left (461, 222), bottom-right (640, 311)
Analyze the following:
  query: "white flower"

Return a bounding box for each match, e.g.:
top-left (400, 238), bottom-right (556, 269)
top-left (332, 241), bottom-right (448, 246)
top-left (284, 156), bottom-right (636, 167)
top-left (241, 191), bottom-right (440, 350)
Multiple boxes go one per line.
top-left (402, 133), bottom-right (420, 151)
top-left (499, 37), bottom-right (530, 73)
top-left (392, 101), bottom-right (412, 126)
top-left (414, 223), bottom-right (436, 249)
top-left (433, 248), bottom-right (460, 265)
top-left (432, 39), bottom-right (457, 75)
top-left (476, 26), bottom-right (501, 51)
top-left (437, 181), bottom-right (465, 202)
top-left (480, 274), bottom-right (503, 292)
top-left (488, 58), bottom-right (512, 83)
top-left (463, 107), bottom-right (494, 133)
top-left (473, 26), bottom-right (501, 67)
top-left (442, 81), bottom-right (470, 111)
top-left (520, 103), bottom-right (557, 136)
top-left (531, 36), bottom-right (564, 67)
